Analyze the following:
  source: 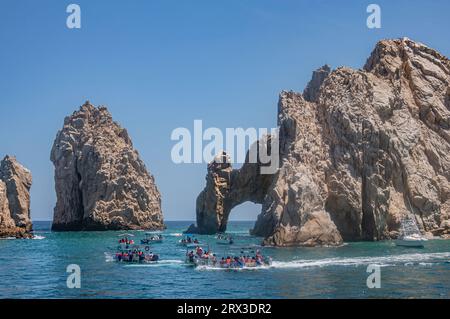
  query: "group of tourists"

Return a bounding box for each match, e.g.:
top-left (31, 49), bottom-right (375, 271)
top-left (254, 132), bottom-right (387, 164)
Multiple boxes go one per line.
top-left (115, 248), bottom-right (159, 263)
top-left (118, 237), bottom-right (135, 245)
top-left (218, 254), bottom-right (266, 268)
top-left (185, 247), bottom-right (271, 268)
top-left (179, 236), bottom-right (200, 245)
top-left (186, 246), bottom-right (216, 264)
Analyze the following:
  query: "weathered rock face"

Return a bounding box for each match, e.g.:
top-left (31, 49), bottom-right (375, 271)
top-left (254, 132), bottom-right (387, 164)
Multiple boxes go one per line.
top-left (0, 156), bottom-right (33, 238)
top-left (51, 102), bottom-right (164, 231)
top-left (189, 147), bottom-right (274, 235)
top-left (303, 64), bottom-right (331, 103)
top-left (194, 38), bottom-right (450, 246)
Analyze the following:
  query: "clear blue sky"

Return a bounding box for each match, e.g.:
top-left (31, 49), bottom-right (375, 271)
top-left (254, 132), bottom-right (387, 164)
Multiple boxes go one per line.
top-left (1, 0), bottom-right (449, 221)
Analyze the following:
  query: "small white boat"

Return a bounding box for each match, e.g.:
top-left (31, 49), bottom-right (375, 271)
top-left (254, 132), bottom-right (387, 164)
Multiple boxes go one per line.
top-left (395, 215), bottom-right (427, 248)
top-left (141, 233), bottom-right (163, 244)
top-left (113, 234), bottom-right (160, 263)
top-left (395, 234), bottom-right (427, 247)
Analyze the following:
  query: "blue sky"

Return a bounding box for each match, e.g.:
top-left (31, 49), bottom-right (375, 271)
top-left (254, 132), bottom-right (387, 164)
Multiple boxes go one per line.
top-left (1, 0), bottom-right (449, 221)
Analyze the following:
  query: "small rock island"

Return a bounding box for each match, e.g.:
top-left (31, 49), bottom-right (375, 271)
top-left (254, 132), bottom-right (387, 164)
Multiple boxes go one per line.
top-left (0, 156), bottom-right (33, 238)
top-left (51, 101), bottom-right (164, 231)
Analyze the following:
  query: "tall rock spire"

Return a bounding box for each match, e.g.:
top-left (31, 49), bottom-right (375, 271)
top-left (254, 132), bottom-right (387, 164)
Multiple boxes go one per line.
top-left (51, 102), bottom-right (164, 231)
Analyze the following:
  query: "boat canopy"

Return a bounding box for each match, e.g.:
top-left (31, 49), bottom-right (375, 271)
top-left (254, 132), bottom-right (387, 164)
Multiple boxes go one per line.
top-left (118, 233), bottom-right (135, 237)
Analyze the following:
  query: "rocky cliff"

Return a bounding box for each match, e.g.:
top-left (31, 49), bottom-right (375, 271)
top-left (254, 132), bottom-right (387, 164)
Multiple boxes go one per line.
top-left (51, 101), bottom-right (164, 231)
top-left (194, 38), bottom-right (450, 246)
top-left (0, 156), bottom-right (33, 238)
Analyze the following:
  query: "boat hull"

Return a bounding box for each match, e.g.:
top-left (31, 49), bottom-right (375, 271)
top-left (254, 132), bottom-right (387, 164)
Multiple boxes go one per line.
top-left (395, 239), bottom-right (426, 248)
top-left (141, 239), bottom-right (162, 244)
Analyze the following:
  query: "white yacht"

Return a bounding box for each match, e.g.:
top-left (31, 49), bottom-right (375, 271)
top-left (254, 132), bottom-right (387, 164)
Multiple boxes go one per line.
top-left (395, 215), bottom-right (427, 248)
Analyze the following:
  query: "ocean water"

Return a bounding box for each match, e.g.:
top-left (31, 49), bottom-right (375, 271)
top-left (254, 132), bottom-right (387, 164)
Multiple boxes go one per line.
top-left (0, 221), bottom-right (449, 299)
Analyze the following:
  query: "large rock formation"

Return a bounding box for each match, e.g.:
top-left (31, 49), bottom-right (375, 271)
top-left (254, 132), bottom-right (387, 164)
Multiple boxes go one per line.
top-left (51, 101), bottom-right (164, 231)
top-left (193, 38), bottom-right (450, 246)
top-left (0, 156), bottom-right (33, 238)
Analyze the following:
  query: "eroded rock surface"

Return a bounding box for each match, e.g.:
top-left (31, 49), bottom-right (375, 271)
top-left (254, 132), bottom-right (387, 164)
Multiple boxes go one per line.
top-left (189, 147), bottom-right (274, 235)
top-left (193, 38), bottom-right (450, 246)
top-left (51, 102), bottom-right (164, 231)
top-left (0, 156), bottom-right (33, 238)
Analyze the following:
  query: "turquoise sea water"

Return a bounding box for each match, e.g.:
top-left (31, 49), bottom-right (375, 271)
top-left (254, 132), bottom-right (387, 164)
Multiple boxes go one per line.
top-left (0, 221), bottom-right (449, 299)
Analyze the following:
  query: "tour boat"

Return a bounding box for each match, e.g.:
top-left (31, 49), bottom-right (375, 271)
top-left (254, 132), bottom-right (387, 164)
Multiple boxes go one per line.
top-left (185, 247), bottom-right (272, 269)
top-left (141, 232), bottom-right (163, 244)
top-left (114, 249), bottom-right (160, 263)
top-left (114, 234), bottom-right (160, 263)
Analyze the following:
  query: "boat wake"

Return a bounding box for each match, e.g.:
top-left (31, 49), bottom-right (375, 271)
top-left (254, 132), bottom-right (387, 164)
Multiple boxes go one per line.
top-left (0, 235), bottom-right (46, 240)
top-left (270, 252), bottom-right (450, 269)
top-left (195, 252), bottom-right (450, 271)
top-left (104, 252), bottom-right (115, 262)
top-left (166, 233), bottom-right (183, 237)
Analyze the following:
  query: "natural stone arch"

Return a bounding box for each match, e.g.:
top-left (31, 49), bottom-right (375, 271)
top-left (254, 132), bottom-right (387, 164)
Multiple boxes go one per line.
top-left (188, 140), bottom-right (275, 234)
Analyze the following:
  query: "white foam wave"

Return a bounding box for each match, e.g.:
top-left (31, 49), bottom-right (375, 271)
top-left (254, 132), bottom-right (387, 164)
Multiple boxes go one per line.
top-left (167, 233), bottom-right (183, 237)
top-left (158, 259), bottom-right (184, 264)
top-left (195, 252), bottom-right (450, 271)
top-left (104, 252), bottom-right (115, 262)
top-left (270, 252), bottom-right (450, 269)
top-left (32, 235), bottom-right (46, 240)
top-left (418, 262), bottom-right (433, 266)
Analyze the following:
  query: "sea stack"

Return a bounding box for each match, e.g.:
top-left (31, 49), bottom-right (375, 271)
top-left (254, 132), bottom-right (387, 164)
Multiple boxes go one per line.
top-left (51, 101), bottom-right (164, 231)
top-left (0, 156), bottom-right (33, 238)
top-left (193, 38), bottom-right (450, 246)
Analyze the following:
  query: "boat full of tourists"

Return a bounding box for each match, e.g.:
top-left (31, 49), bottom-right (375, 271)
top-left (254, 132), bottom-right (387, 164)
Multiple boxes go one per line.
top-left (141, 233), bottom-right (163, 244)
top-left (114, 234), bottom-right (159, 263)
top-left (185, 246), bottom-right (272, 269)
